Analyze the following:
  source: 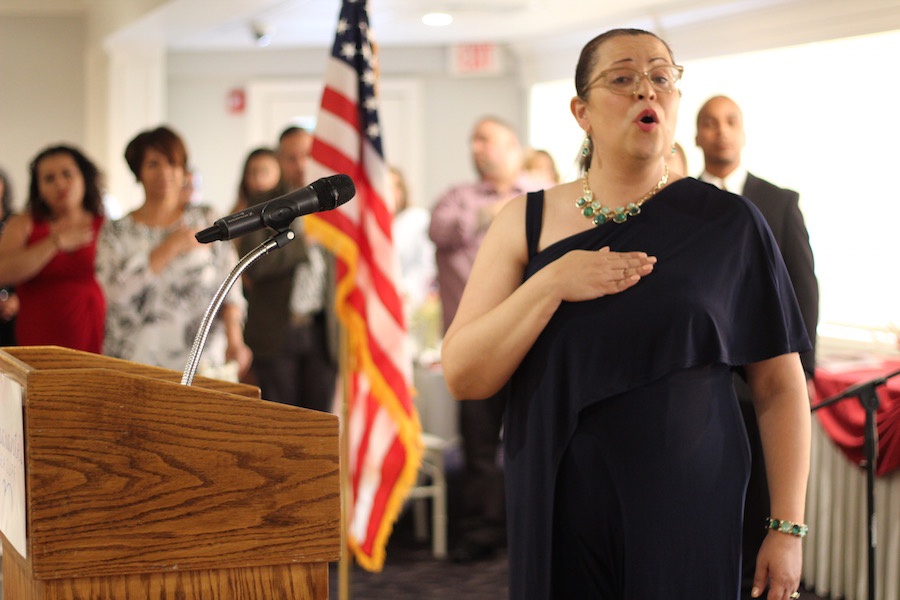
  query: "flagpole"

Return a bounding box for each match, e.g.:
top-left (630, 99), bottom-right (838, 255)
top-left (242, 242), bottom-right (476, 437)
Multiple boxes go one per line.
top-left (338, 322), bottom-right (352, 600)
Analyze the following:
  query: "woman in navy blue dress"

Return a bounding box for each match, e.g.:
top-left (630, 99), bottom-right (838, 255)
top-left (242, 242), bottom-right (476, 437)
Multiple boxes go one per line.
top-left (440, 29), bottom-right (811, 600)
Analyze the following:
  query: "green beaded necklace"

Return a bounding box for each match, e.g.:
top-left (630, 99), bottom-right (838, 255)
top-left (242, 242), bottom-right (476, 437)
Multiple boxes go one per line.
top-left (576, 164), bottom-right (669, 226)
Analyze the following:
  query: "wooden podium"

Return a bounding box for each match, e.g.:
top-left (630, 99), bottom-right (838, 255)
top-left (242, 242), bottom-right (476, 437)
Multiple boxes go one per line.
top-left (0, 346), bottom-right (341, 599)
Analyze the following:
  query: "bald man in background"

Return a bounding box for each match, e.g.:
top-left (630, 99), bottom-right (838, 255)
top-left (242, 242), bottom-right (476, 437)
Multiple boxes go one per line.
top-left (696, 95), bottom-right (819, 599)
top-left (429, 116), bottom-right (537, 563)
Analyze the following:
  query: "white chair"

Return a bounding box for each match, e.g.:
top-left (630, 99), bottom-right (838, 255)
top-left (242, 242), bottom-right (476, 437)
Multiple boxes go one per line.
top-left (406, 432), bottom-right (450, 558)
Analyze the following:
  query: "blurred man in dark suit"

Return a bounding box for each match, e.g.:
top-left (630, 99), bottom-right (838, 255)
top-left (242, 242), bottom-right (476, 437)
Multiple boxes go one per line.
top-left (696, 95), bottom-right (819, 600)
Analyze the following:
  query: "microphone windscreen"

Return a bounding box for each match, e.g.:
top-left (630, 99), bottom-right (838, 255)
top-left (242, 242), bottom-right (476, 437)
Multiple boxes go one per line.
top-left (323, 174), bottom-right (356, 209)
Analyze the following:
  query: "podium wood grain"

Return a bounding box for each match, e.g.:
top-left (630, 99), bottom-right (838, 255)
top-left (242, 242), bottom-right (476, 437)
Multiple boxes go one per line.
top-left (0, 345), bottom-right (261, 397)
top-left (0, 347), bottom-right (341, 599)
top-left (2, 546), bottom-right (328, 599)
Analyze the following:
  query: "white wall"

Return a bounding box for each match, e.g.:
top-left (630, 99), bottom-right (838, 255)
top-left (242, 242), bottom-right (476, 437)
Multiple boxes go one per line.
top-left (0, 15), bottom-right (86, 208)
top-left (166, 45), bottom-right (528, 216)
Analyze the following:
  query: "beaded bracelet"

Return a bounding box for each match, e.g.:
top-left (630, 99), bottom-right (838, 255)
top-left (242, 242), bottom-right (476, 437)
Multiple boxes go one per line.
top-left (765, 517), bottom-right (808, 538)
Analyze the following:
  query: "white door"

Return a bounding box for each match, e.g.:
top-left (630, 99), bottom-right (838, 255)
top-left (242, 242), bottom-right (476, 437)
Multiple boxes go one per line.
top-left (246, 79), bottom-right (424, 208)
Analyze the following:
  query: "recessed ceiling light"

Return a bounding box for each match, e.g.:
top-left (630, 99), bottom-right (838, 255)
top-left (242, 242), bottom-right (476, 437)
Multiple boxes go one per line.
top-left (422, 12), bottom-right (453, 27)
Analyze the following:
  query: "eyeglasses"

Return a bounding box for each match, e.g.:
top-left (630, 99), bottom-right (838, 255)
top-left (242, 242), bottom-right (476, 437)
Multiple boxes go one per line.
top-left (589, 64), bottom-right (684, 96)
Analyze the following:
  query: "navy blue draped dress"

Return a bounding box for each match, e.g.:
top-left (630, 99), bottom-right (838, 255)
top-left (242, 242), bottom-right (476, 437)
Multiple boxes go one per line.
top-left (504, 178), bottom-right (810, 599)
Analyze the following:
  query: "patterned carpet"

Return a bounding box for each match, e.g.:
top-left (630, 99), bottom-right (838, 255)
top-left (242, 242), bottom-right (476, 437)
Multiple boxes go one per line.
top-left (331, 535), bottom-right (509, 599)
top-left (329, 517), bottom-right (828, 599)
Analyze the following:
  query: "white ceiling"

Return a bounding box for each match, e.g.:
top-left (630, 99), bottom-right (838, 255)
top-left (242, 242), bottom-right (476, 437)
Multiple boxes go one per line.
top-left (3, 0), bottom-right (900, 59)
top-left (146, 0), bottom-right (755, 50)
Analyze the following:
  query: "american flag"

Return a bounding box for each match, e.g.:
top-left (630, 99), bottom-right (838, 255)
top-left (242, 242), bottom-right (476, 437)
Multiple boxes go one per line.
top-left (305, 0), bottom-right (422, 572)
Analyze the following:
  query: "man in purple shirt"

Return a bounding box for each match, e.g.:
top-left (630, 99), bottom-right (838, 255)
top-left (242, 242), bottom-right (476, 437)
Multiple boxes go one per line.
top-left (429, 116), bottom-right (536, 562)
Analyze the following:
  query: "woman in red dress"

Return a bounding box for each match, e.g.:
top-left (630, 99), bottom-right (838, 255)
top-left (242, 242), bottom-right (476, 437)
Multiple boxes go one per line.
top-left (0, 145), bottom-right (105, 353)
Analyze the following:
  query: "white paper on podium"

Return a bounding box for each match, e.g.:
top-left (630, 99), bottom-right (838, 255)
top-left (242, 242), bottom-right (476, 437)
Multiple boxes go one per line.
top-left (0, 373), bottom-right (26, 557)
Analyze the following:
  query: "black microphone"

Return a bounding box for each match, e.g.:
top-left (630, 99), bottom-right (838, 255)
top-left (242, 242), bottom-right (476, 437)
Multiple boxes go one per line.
top-left (196, 174), bottom-right (356, 243)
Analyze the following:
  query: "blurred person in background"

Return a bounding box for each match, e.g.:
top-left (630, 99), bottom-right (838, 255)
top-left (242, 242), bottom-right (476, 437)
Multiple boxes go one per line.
top-left (233, 147), bottom-right (328, 409)
top-left (233, 147), bottom-right (284, 212)
top-left (0, 166), bottom-right (20, 346)
top-left (429, 115), bottom-right (538, 563)
top-left (0, 145), bottom-right (105, 352)
top-left (274, 126), bottom-right (338, 411)
top-left (179, 167), bottom-right (203, 207)
top-left (277, 126), bottom-right (314, 190)
top-left (696, 95), bottom-right (818, 599)
top-left (390, 165), bottom-right (437, 323)
top-left (523, 148), bottom-right (560, 187)
top-left (96, 125), bottom-right (252, 377)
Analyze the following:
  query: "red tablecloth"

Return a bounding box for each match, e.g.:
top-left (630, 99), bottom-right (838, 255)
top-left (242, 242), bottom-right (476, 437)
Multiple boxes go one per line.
top-left (812, 358), bottom-right (900, 476)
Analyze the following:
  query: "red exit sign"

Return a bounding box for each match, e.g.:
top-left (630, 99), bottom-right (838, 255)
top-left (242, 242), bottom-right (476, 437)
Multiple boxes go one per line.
top-left (451, 43), bottom-right (504, 75)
